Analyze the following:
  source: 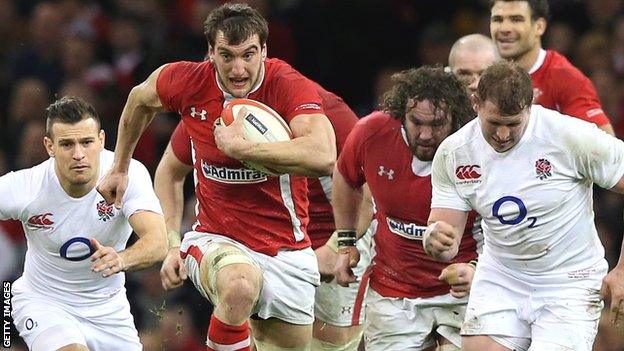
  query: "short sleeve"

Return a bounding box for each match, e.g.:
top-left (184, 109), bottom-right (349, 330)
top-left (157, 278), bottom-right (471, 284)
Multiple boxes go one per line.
top-left (336, 118), bottom-right (368, 188)
top-left (554, 68), bottom-right (611, 127)
top-left (122, 160), bottom-right (163, 218)
top-left (263, 66), bottom-right (325, 122)
top-left (156, 61), bottom-right (196, 113)
top-left (430, 141), bottom-right (472, 211)
top-left (170, 122), bottom-right (192, 166)
top-left (568, 120), bottom-right (624, 189)
top-left (0, 171), bottom-right (26, 219)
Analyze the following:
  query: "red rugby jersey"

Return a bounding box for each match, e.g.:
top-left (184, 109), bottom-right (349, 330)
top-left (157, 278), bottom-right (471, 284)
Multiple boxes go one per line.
top-left (531, 50), bottom-right (610, 127)
top-left (337, 111), bottom-right (478, 298)
top-left (157, 58), bottom-right (326, 256)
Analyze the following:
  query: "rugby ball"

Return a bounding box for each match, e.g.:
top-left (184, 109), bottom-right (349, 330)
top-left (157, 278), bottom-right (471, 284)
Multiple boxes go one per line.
top-left (221, 98), bottom-right (292, 174)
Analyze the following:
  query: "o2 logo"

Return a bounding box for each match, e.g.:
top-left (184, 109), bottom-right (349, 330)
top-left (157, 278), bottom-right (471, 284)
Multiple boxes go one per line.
top-left (492, 196), bottom-right (538, 228)
top-left (59, 237), bottom-right (95, 261)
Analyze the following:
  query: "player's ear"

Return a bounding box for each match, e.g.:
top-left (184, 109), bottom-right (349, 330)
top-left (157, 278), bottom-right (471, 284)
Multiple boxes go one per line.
top-left (208, 45), bottom-right (215, 62)
top-left (469, 94), bottom-right (480, 113)
top-left (261, 44), bottom-right (267, 61)
top-left (43, 135), bottom-right (54, 157)
top-left (98, 130), bottom-right (105, 150)
top-left (534, 17), bottom-right (547, 37)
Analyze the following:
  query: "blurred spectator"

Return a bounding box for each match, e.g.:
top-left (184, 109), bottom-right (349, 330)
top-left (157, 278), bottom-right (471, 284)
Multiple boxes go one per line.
top-left (544, 22), bottom-right (575, 57)
top-left (575, 30), bottom-right (613, 76)
top-left (7, 2), bottom-right (66, 92)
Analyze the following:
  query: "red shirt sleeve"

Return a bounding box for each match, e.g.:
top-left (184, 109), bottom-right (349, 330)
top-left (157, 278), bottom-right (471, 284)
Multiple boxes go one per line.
top-left (336, 116), bottom-right (370, 188)
top-left (553, 66), bottom-right (611, 126)
top-left (156, 61), bottom-right (199, 113)
top-left (170, 122), bottom-right (192, 166)
top-left (258, 62), bottom-right (326, 122)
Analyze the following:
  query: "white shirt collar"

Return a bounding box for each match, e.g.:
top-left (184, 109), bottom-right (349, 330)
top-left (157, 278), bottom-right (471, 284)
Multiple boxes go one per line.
top-left (216, 61), bottom-right (266, 103)
top-left (528, 48), bottom-right (547, 74)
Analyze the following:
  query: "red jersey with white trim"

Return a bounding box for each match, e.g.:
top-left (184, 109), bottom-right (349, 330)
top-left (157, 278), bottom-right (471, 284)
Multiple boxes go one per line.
top-left (157, 58), bottom-right (327, 256)
top-left (531, 50), bottom-right (610, 127)
top-left (167, 82), bottom-right (358, 250)
top-left (337, 111), bottom-right (478, 298)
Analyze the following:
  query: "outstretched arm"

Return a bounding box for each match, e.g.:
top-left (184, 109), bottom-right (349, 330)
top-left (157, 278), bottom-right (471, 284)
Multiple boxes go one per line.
top-left (97, 65), bottom-right (167, 206)
top-left (155, 142), bottom-right (193, 290)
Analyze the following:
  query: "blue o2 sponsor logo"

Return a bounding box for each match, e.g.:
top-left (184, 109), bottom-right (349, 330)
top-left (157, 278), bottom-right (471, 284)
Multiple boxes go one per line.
top-left (492, 196), bottom-right (538, 228)
top-left (60, 237), bottom-right (95, 261)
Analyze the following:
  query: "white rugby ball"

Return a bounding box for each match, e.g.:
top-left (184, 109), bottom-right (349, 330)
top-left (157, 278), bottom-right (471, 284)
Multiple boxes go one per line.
top-left (221, 98), bottom-right (292, 175)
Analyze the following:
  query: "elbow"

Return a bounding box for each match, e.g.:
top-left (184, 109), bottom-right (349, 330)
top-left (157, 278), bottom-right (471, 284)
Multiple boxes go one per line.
top-left (316, 145), bottom-right (336, 176)
top-left (319, 157), bottom-right (336, 177)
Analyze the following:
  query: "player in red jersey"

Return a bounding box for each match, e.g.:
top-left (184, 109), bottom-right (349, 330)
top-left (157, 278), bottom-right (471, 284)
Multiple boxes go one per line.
top-left (157, 86), bottom-right (370, 350)
top-left (327, 66), bottom-right (479, 351)
top-left (489, 0), bottom-right (614, 135)
top-left (97, 3), bottom-right (337, 350)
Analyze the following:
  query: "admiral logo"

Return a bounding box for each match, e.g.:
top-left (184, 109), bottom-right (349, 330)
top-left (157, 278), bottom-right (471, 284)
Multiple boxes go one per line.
top-left (201, 159), bottom-right (268, 184)
top-left (386, 217), bottom-right (427, 240)
top-left (455, 165), bottom-right (482, 184)
top-left (26, 213), bottom-right (54, 229)
top-left (245, 114), bottom-right (268, 134)
top-left (96, 200), bottom-right (115, 221)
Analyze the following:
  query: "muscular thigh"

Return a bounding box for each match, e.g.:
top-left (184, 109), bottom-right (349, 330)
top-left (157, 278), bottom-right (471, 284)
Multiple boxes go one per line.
top-left (250, 317), bottom-right (312, 348)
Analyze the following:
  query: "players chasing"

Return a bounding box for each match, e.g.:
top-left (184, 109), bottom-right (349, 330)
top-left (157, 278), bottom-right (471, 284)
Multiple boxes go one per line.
top-left (425, 60), bottom-right (624, 351)
top-left (99, 2), bottom-right (337, 350)
top-left (5, 96), bottom-right (167, 351)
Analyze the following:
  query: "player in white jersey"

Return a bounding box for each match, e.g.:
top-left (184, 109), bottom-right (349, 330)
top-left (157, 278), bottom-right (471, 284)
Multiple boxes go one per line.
top-left (4, 97), bottom-right (167, 351)
top-left (423, 61), bottom-right (624, 351)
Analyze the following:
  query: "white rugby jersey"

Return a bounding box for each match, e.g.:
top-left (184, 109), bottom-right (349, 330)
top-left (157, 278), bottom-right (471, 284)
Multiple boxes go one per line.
top-left (0, 150), bottom-right (162, 304)
top-left (432, 105), bottom-right (624, 274)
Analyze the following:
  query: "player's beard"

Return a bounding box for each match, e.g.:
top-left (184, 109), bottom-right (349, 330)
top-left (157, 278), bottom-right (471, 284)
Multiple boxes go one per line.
top-left (407, 138), bottom-right (436, 162)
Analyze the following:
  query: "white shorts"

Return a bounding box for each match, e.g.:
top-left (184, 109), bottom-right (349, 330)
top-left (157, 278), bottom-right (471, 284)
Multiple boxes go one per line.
top-left (11, 278), bottom-right (141, 351)
top-left (180, 231), bottom-right (320, 325)
top-left (315, 225), bottom-right (373, 326)
top-left (364, 288), bottom-right (467, 351)
top-left (462, 254), bottom-right (607, 351)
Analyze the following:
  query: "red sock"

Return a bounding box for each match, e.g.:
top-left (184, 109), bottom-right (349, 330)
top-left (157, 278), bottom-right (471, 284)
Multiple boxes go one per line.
top-left (206, 315), bottom-right (251, 351)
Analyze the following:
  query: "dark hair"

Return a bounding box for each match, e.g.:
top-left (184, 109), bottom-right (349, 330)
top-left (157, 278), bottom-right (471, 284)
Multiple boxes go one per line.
top-left (475, 61), bottom-right (533, 116)
top-left (204, 3), bottom-right (269, 48)
top-left (381, 66), bottom-right (475, 132)
top-left (489, 0), bottom-right (549, 21)
top-left (45, 96), bottom-right (100, 137)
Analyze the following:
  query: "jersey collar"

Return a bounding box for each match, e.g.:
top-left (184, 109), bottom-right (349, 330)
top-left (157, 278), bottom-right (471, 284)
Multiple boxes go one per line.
top-left (528, 49), bottom-right (547, 74)
top-left (400, 124), bottom-right (433, 176)
top-left (216, 61), bottom-right (266, 103)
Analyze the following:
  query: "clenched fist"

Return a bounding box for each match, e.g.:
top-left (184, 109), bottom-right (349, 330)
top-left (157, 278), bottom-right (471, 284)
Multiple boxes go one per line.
top-left (423, 221), bottom-right (460, 261)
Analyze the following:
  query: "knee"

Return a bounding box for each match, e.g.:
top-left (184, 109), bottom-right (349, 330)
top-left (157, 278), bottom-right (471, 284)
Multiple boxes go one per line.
top-left (219, 276), bottom-right (260, 312)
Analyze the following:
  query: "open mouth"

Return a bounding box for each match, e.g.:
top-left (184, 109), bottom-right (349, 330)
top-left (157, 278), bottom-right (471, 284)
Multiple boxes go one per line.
top-left (229, 77), bottom-right (249, 88)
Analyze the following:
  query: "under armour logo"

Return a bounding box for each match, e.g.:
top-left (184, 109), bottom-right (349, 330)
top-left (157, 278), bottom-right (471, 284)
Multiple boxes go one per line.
top-left (341, 306), bottom-right (353, 315)
top-left (378, 166), bottom-right (394, 180)
top-left (190, 107), bottom-right (207, 120)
